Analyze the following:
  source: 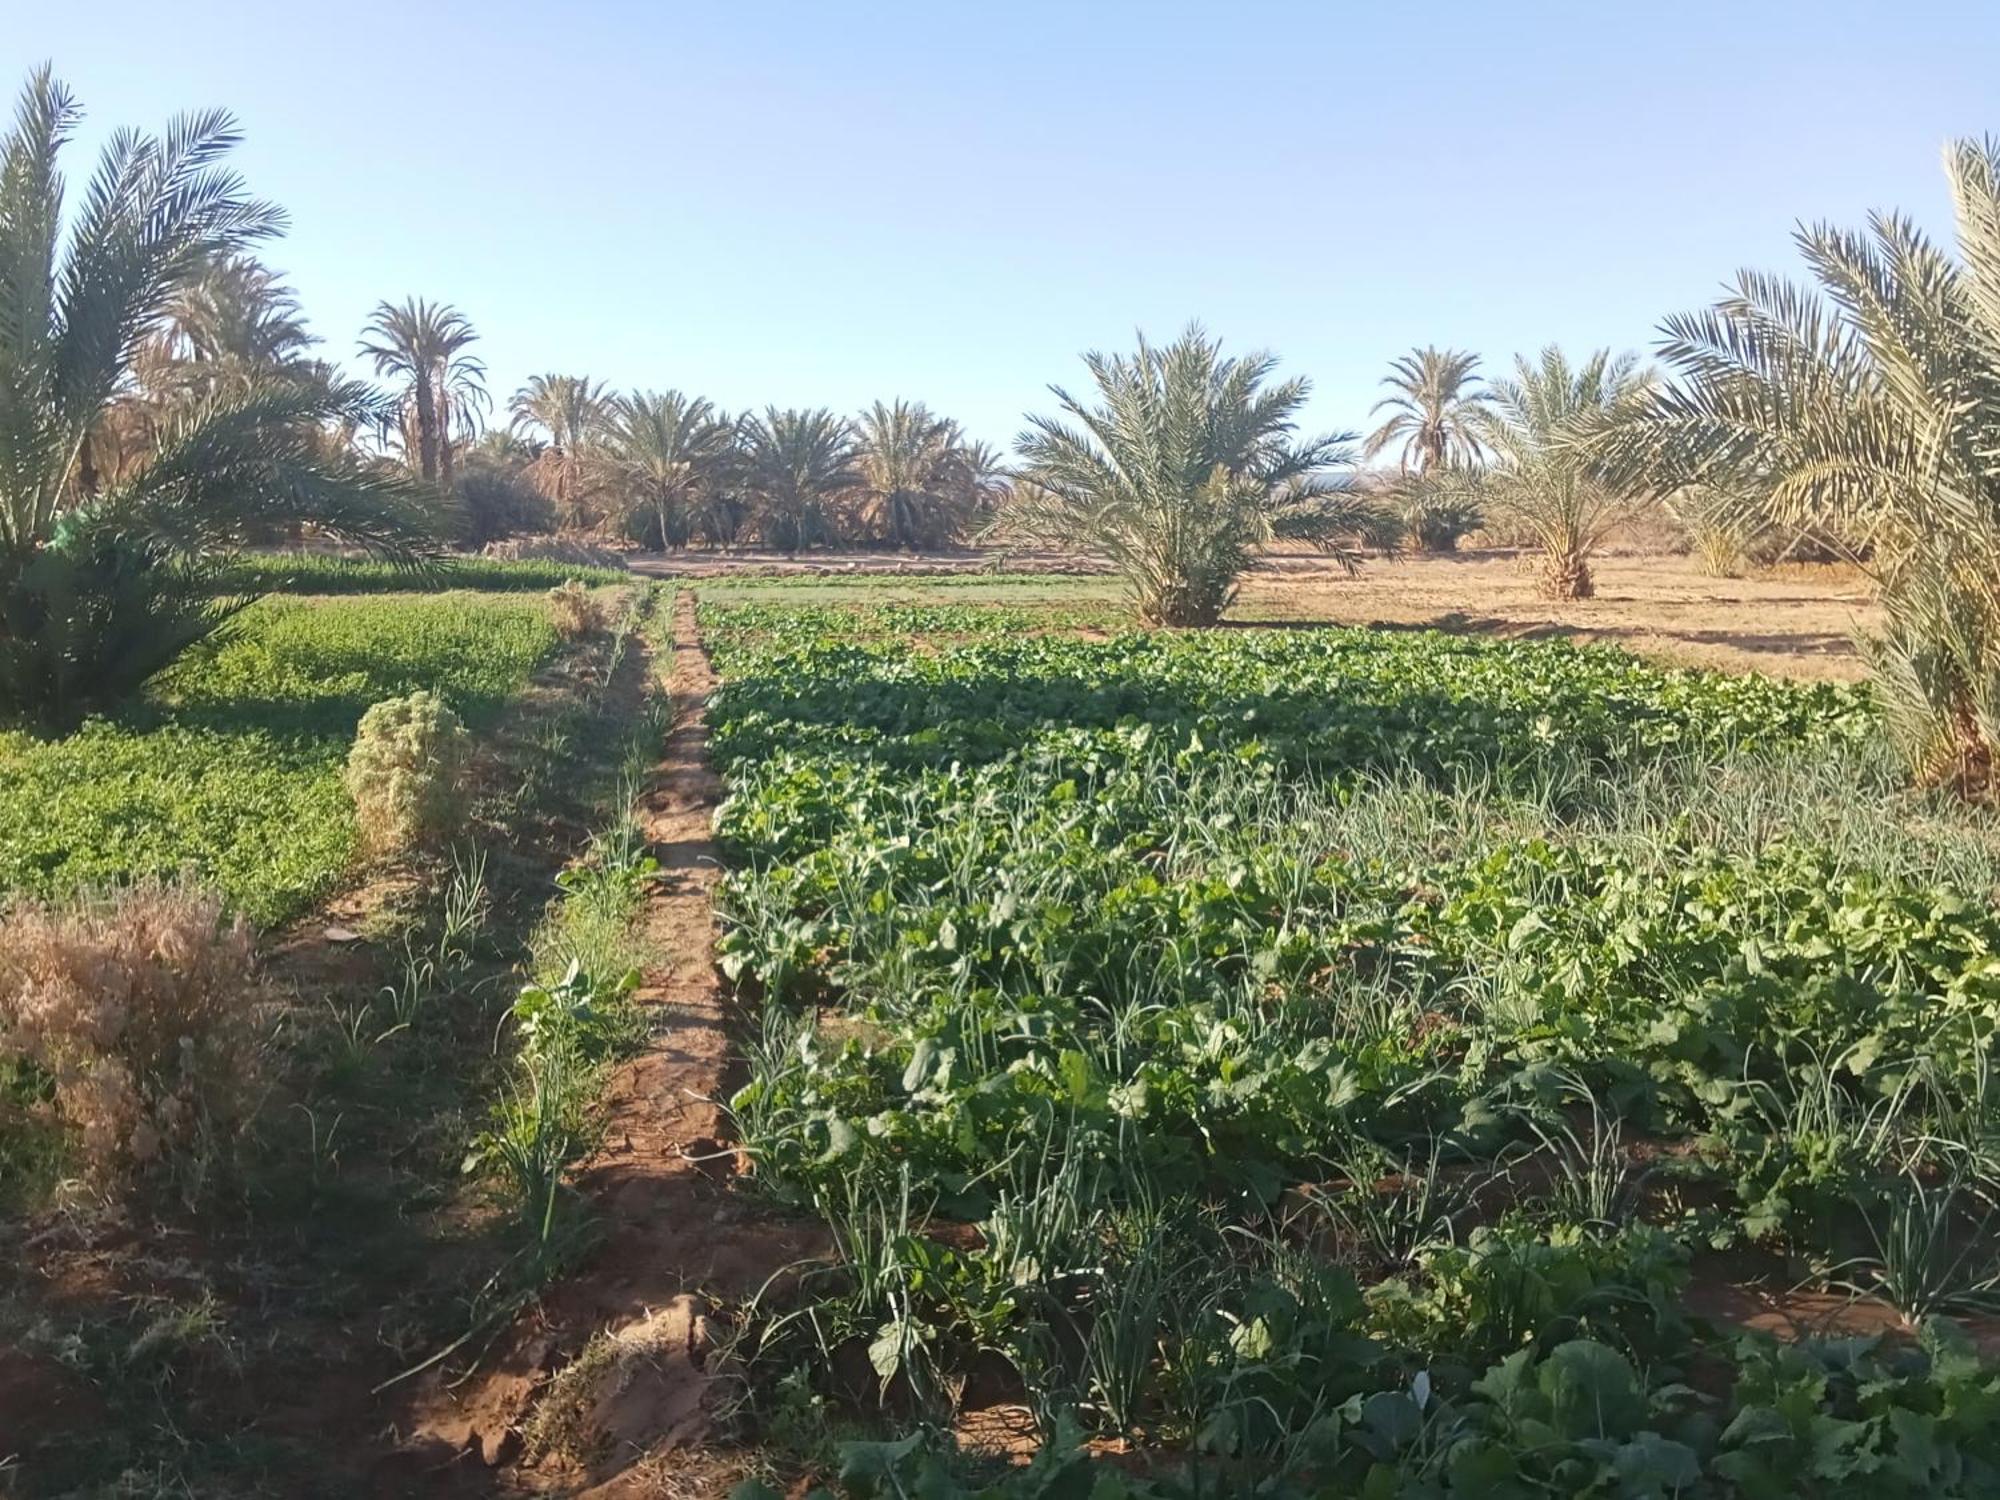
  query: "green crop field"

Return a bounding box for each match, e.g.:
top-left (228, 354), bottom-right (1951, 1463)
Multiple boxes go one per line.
top-left (708, 598), bottom-right (2000, 1497)
top-left (213, 551), bottom-right (629, 595)
top-left (0, 592), bottom-right (558, 925)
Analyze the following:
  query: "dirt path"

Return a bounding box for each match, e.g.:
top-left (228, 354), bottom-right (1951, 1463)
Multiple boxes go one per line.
top-left (398, 592), bottom-right (815, 1498)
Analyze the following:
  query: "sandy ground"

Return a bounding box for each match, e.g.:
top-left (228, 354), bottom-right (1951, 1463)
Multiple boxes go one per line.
top-left (1237, 551), bottom-right (1879, 682)
top-left (631, 547), bottom-right (1879, 682)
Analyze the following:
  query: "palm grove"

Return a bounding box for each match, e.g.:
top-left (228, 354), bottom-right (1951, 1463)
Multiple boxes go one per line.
top-left (4, 67), bottom-right (2000, 797)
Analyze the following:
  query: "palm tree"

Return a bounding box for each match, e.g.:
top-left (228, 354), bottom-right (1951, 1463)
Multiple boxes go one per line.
top-left (359, 297), bottom-right (487, 492)
top-left (150, 253), bottom-right (316, 373)
top-left (594, 390), bottom-right (734, 550)
top-left (1597, 137), bottom-right (2000, 794)
top-left (852, 399), bottom-right (979, 549)
top-left (0, 68), bottom-right (432, 728)
top-left (510, 374), bottom-right (608, 531)
top-left (1476, 346), bottom-right (1650, 600)
top-left (89, 252), bottom-right (328, 490)
top-left (741, 408), bottom-right (859, 551)
top-left (1363, 347), bottom-right (1493, 472)
top-left (1008, 325), bottom-right (1391, 626)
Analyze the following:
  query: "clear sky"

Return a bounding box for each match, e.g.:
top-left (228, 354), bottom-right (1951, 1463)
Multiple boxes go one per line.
top-left (13, 1), bottom-right (1999, 453)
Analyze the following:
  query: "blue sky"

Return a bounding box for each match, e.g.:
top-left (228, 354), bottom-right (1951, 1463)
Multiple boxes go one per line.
top-left (14, 1), bottom-right (1999, 452)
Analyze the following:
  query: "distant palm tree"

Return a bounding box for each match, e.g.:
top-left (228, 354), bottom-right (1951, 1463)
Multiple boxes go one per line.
top-left (1363, 347), bottom-right (1493, 472)
top-left (1010, 325), bottom-right (1391, 626)
top-left (511, 373), bottom-right (608, 530)
top-left (87, 253), bottom-right (331, 486)
top-left (852, 399), bottom-right (979, 549)
top-left (360, 298), bottom-right (487, 491)
top-left (595, 390), bottom-right (734, 549)
top-left (741, 408), bottom-right (859, 551)
top-left (0, 68), bottom-right (431, 727)
top-left (1476, 346), bottom-right (1649, 599)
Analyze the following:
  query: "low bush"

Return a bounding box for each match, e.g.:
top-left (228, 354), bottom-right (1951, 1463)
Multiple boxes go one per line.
top-left (0, 878), bottom-right (264, 1198)
top-left (345, 691), bottom-right (472, 855)
top-left (548, 580), bottom-right (604, 639)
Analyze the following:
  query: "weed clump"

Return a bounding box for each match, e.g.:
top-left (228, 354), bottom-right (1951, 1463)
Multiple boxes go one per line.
top-left (547, 580), bottom-right (605, 640)
top-left (0, 878), bottom-right (264, 1197)
top-left (345, 690), bottom-right (471, 855)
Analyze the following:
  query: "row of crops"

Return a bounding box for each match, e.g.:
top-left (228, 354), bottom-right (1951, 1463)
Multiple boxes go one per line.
top-left (704, 599), bottom-right (2000, 1498)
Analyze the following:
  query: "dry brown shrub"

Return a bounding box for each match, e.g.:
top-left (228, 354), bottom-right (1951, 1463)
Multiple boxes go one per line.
top-left (0, 878), bottom-right (264, 1195)
top-left (547, 580), bottom-right (604, 639)
top-left (482, 537), bottom-right (626, 570)
top-left (345, 690), bottom-right (471, 855)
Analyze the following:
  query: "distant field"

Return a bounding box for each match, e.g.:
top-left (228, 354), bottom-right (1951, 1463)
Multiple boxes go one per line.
top-left (0, 592), bottom-right (558, 924)
top-left (683, 550), bottom-right (1878, 681)
top-left (217, 552), bottom-right (628, 595)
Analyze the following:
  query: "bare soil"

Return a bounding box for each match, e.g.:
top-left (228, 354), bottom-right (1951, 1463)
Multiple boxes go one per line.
top-left (1235, 550), bottom-right (1877, 682)
top-left (402, 592), bottom-right (821, 1498)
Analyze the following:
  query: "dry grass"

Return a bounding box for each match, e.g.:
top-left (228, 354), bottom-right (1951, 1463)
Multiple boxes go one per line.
top-left (548, 580), bottom-right (606, 640)
top-left (0, 878), bottom-right (264, 1196)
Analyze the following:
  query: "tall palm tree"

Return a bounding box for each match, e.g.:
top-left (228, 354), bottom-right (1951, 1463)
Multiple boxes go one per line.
top-left (852, 399), bottom-right (977, 549)
top-left (1476, 346), bottom-right (1649, 600)
top-left (1597, 137), bottom-right (2000, 794)
top-left (0, 68), bottom-right (431, 727)
top-left (359, 297), bottom-right (486, 491)
top-left (741, 407), bottom-right (859, 552)
top-left (1009, 325), bottom-right (1391, 626)
top-left (510, 373), bottom-right (607, 530)
top-left (1362, 347), bottom-right (1493, 472)
top-left (594, 389), bottom-right (734, 550)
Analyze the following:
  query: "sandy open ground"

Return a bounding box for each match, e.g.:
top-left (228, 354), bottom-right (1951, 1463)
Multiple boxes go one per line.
top-left (631, 547), bottom-right (1879, 682)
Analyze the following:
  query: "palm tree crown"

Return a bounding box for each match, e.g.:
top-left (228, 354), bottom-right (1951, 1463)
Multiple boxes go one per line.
top-left (359, 297), bottom-right (486, 489)
top-left (1477, 345), bottom-right (1649, 599)
top-left (1363, 346), bottom-right (1493, 472)
top-left (741, 407), bottom-right (858, 551)
top-left (852, 399), bottom-right (985, 548)
top-left (510, 373), bottom-right (608, 529)
top-left (1009, 325), bottom-right (1387, 626)
top-left (595, 389), bottom-right (734, 549)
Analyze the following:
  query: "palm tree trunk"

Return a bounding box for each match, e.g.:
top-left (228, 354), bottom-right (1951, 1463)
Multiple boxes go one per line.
top-left (438, 394), bottom-right (456, 495)
top-left (414, 378), bottom-right (440, 485)
top-left (1540, 546), bottom-right (1594, 600)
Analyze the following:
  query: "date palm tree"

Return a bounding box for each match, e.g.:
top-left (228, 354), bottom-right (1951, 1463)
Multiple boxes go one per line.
top-left (594, 389), bottom-right (735, 549)
top-left (1009, 325), bottom-right (1390, 626)
top-left (151, 252), bottom-right (315, 373)
top-left (1476, 346), bottom-right (1650, 600)
top-left (511, 373), bottom-right (608, 531)
top-left (360, 297), bottom-right (487, 492)
top-left (852, 399), bottom-right (979, 549)
top-left (1363, 347), bottom-right (1493, 472)
top-left (0, 68), bottom-right (431, 727)
top-left (741, 407), bottom-right (858, 552)
top-left (1597, 137), bottom-right (2000, 795)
